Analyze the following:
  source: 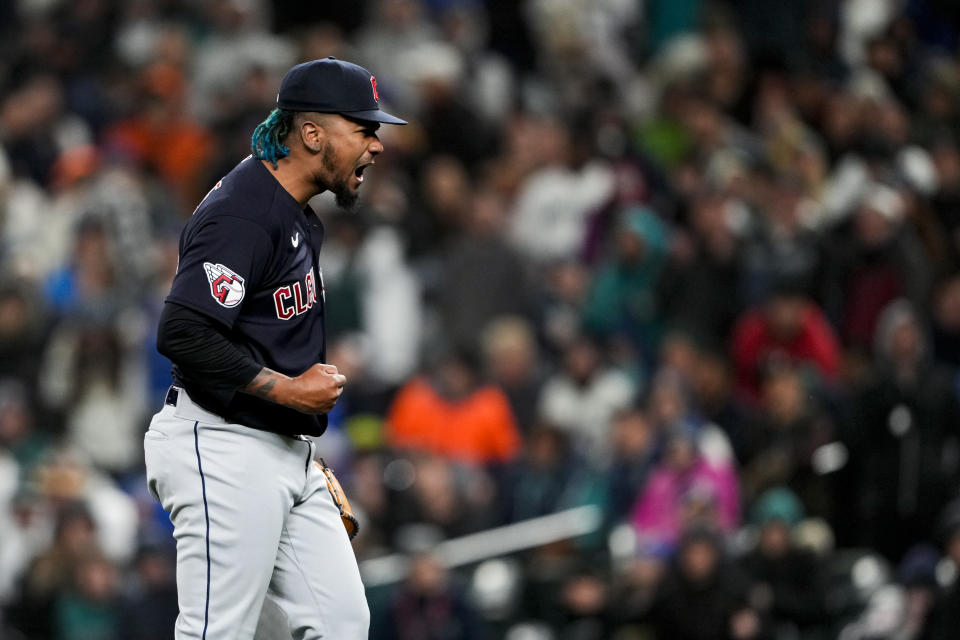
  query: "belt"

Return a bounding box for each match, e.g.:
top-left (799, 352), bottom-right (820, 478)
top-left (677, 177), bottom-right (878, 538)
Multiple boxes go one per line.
top-left (163, 386), bottom-right (227, 425)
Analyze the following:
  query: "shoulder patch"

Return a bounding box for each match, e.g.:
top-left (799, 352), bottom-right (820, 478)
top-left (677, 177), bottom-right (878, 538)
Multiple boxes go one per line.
top-left (203, 262), bottom-right (245, 308)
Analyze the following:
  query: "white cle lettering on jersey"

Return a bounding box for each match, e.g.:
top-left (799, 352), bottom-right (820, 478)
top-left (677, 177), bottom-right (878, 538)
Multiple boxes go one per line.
top-left (273, 267), bottom-right (319, 320)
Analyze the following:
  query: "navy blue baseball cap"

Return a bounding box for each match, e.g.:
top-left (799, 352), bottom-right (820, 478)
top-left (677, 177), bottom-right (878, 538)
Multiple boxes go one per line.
top-left (277, 57), bottom-right (407, 125)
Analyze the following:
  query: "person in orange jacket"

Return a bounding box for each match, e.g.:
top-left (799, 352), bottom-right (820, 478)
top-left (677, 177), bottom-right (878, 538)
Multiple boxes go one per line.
top-left (386, 349), bottom-right (522, 466)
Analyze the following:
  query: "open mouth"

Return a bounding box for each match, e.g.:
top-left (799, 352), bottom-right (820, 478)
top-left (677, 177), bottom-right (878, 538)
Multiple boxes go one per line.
top-left (354, 163), bottom-right (373, 183)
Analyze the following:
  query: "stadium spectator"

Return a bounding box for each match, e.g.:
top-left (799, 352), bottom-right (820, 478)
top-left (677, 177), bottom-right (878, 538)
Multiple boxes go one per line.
top-left (117, 545), bottom-right (178, 640)
top-left (379, 550), bottom-right (480, 640)
top-left (731, 282), bottom-right (841, 402)
top-left (582, 205), bottom-right (669, 363)
top-left (386, 349), bottom-right (521, 466)
top-left (438, 188), bottom-right (530, 352)
top-left (849, 299), bottom-right (960, 560)
top-left (604, 409), bottom-right (658, 525)
top-left (54, 551), bottom-right (121, 640)
top-left (500, 425), bottom-right (600, 525)
top-left (739, 362), bottom-right (836, 517)
top-left (823, 186), bottom-right (932, 352)
top-left (739, 488), bottom-right (828, 639)
top-left (481, 316), bottom-right (545, 435)
top-left (630, 429), bottom-right (740, 552)
top-left (538, 336), bottom-right (635, 464)
top-left (650, 527), bottom-right (759, 640)
top-left (931, 271), bottom-right (960, 368)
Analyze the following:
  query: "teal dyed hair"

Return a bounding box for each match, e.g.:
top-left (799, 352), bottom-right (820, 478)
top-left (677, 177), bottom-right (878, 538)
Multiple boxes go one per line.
top-left (251, 108), bottom-right (294, 168)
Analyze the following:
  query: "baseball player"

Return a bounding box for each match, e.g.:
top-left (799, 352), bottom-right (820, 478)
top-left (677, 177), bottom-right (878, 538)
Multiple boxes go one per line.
top-left (144, 58), bottom-right (406, 639)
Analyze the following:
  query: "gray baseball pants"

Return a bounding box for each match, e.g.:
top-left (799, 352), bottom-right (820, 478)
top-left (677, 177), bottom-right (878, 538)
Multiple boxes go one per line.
top-left (144, 387), bottom-right (369, 639)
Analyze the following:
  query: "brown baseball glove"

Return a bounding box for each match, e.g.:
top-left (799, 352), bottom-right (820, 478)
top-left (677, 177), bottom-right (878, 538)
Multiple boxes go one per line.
top-left (316, 459), bottom-right (359, 540)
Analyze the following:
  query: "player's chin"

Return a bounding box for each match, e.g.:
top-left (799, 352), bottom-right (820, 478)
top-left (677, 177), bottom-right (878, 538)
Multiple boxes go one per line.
top-left (334, 184), bottom-right (360, 211)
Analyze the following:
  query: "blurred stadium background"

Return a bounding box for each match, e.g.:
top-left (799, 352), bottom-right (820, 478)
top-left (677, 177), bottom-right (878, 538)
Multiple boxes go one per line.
top-left (3, 0), bottom-right (960, 638)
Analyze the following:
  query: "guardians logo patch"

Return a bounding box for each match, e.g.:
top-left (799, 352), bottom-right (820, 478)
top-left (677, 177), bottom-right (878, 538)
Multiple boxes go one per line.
top-left (203, 262), bottom-right (245, 308)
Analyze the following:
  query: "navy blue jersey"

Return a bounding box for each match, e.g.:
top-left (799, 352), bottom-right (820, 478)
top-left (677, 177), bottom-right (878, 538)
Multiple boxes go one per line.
top-left (166, 156), bottom-right (328, 436)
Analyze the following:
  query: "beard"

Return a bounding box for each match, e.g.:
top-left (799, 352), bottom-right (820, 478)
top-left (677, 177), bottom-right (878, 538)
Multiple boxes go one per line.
top-left (322, 142), bottom-right (359, 210)
top-left (334, 183), bottom-right (358, 210)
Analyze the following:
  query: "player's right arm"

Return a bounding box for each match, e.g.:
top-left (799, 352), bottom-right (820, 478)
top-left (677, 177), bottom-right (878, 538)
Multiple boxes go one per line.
top-left (244, 363), bottom-right (345, 414)
top-left (157, 302), bottom-right (345, 414)
top-left (160, 212), bottom-right (344, 415)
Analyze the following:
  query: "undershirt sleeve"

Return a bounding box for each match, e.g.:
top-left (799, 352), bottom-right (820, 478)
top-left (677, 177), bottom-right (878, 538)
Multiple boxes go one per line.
top-left (157, 301), bottom-right (264, 396)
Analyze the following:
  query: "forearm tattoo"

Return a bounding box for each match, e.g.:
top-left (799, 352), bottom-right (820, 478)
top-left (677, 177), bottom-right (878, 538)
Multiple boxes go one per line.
top-left (244, 368), bottom-right (281, 400)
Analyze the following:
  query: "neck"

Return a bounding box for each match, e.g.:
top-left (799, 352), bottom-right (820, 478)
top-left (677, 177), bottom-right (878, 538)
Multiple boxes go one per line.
top-left (260, 158), bottom-right (325, 208)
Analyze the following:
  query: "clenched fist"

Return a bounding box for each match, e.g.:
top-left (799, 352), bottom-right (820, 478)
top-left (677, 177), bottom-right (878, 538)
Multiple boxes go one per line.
top-left (244, 363), bottom-right (346, 414)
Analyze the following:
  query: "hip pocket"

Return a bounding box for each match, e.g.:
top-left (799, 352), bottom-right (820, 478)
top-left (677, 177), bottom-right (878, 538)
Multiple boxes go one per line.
top-left (144, 429), bottom-right (169, 441)
top-left (143, 432), bottom-right (167, 503)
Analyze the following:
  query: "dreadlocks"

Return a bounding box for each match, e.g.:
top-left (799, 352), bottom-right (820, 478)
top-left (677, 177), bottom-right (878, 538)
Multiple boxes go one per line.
top-left (251, 108), bottom-right (295, 168)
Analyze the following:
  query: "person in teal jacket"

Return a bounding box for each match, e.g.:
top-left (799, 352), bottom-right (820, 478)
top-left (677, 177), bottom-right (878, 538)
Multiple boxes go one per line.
top-left (583, 206), bottom-right (669, 364)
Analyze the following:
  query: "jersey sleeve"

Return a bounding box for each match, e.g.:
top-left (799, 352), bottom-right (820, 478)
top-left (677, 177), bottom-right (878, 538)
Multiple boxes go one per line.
top-left (166, 215), bottom-right (274, 328)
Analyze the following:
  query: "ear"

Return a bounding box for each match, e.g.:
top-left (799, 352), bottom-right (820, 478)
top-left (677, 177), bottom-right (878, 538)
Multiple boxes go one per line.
top-left (299, 118), bottom-right (326, 153)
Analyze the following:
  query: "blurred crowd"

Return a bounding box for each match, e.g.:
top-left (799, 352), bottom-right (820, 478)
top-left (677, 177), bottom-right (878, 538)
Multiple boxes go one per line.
top-left (3, 0), bottom-right (960, 639)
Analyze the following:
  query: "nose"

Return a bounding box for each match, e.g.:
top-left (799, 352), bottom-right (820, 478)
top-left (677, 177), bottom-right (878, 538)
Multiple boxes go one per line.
top-left (368, 138), bottom-right (384, 156)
